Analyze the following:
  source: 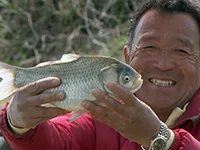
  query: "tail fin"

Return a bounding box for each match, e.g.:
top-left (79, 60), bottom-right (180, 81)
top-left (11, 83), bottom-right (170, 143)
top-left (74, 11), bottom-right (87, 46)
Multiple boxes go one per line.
top-left (0, 62), bottom-right (17, 105)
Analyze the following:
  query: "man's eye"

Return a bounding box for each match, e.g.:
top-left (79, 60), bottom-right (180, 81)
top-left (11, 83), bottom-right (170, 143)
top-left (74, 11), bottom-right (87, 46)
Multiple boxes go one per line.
top-left (143, 46), bottom-right (156, 49)
top-left (176, 49), bottom-right (189, 54)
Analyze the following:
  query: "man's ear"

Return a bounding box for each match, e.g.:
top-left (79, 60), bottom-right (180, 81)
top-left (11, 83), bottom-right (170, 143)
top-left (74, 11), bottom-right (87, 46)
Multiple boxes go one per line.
top-left (123, 45), bottom-right (129, 64)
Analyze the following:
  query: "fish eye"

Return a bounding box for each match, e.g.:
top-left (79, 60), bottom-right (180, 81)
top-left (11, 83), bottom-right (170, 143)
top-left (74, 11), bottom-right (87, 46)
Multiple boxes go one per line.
top-left (124, 75), bottom-right (130, 82)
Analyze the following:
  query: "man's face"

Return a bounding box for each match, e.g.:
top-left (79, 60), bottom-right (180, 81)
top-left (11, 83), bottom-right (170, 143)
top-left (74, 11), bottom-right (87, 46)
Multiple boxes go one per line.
top-left (127, 9), bottom-right (200, 113)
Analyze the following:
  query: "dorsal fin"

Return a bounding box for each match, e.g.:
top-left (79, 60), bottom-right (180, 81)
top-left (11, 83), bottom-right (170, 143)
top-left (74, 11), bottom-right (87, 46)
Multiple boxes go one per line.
top-left (36, 53), bottom-right (81, 67)
top-left (60, 53), bottom-right (81, 62)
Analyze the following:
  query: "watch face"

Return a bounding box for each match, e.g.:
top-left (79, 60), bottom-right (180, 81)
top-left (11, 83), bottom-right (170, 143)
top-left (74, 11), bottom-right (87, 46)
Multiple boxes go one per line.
top-left (152, 138), bottom-right (166, 150)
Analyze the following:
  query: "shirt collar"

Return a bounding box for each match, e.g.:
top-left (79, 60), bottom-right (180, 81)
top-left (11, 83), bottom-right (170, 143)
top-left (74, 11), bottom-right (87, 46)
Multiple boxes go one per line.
top-left (165, 103), bottom-right (188, 129)
top-left (166, 89), bottom-right (200, 128)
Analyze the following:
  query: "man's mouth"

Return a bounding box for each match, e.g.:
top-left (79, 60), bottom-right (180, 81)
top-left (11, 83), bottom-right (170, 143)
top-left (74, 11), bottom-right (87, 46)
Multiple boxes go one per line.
top-left (149, 78), bottom-right (176, 87)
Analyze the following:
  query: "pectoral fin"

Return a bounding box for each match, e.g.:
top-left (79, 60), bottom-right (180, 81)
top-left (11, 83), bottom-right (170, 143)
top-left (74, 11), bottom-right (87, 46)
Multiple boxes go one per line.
top-left (69, 109), bottom-right (87, 122)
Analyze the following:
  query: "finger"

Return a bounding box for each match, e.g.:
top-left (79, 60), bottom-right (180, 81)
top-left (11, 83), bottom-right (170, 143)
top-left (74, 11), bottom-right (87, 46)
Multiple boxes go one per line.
top-left (21, 77), bottom-right (61, 95)
top-left (30, 106), bottom-right (69, 120)
top-left (92, 89), bottom-right (123, 109)
top-left (26, 107), bottom-right (70, 127)
top-left (105, 81), bottom-right (138, 106)
top-left (81, 100), bottom-right (117, 123)
top-left (81, 100), bottom-right (126, 130)
top-left (81, 100), bottom-right (108, 117)
top-left (26, 91), bottom-right (65, 106)
top-left (92, 89), bottom-right (129, 116)
top-left (90, 111), bottom-right (126, 132)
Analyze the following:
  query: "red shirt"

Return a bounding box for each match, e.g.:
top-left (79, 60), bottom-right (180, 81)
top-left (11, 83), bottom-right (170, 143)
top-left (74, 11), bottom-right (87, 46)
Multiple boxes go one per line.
top-left (1, 90), bottom-right (200, 150)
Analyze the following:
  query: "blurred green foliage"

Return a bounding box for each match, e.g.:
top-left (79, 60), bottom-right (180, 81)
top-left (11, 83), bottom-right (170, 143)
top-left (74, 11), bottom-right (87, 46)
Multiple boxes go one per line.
top-left (0, 0), bottom-right (145, 66)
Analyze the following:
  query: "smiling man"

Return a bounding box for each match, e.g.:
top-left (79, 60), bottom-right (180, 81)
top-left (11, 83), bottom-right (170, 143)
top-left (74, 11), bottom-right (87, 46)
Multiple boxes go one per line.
top-left (1, 0), bottom-right (200, 150)
top-left (126, 8), bottom-right (200, 122)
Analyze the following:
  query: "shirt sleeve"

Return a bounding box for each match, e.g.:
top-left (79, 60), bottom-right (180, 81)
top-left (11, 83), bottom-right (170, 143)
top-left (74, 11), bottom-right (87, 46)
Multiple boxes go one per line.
top-left (169, 129), bottom-right (200, 150)
top-left (0, 105), bottom-right (96, 150)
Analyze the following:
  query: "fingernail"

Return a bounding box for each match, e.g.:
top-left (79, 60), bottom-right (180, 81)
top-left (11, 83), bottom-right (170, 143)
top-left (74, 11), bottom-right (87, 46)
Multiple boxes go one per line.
top-left (81, 101), bottom-right (88, 108)
top-left (92, 89), bottom-right (100, 97)
top-left (56, 91), bottom-right (64, 99)
top-left (52, 78), bottom-right (60, 85)
top-left (106, 81), bottom-right (116, 89)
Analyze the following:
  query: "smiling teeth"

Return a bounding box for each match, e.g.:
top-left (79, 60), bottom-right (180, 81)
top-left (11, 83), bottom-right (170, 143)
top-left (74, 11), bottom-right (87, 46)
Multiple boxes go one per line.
top-left (150, 79), bottom-right (175, 87)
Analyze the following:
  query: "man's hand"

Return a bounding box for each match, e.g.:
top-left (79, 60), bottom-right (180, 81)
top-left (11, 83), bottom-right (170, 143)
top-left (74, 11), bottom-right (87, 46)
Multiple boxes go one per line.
top-left (81, 81), bottom-right (161, 148)
top-left (7, 77), bottom-right (70, 129)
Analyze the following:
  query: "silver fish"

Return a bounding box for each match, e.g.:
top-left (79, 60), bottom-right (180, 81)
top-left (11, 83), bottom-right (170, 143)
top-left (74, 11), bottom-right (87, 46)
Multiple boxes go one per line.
top-left (0, 54), bottom-right (143, 121)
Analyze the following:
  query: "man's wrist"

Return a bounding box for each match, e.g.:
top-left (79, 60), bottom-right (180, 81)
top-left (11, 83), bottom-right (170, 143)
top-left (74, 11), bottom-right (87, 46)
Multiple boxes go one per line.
top-left (6, 110), bottom-right (31, 135)
top-left (141, 122), bottom-right (174, 150)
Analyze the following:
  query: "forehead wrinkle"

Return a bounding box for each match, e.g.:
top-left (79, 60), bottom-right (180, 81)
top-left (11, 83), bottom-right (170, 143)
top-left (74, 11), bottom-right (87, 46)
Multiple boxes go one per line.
top-left (133, 32), bottom-right (159, 48)
top-left (134, 32), bottom-right (194, 49)
top-left (138, 33), bottom-right (158, 42)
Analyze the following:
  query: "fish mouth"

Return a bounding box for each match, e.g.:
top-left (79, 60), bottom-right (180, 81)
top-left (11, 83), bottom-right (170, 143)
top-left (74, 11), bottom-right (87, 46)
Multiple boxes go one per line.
top-left (131, 76), bottom-right (143, 93)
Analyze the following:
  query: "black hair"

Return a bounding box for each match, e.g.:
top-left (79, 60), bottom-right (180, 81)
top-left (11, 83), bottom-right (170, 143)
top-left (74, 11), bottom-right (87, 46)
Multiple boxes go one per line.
top-left (127, 0), bottom-right (200, 50)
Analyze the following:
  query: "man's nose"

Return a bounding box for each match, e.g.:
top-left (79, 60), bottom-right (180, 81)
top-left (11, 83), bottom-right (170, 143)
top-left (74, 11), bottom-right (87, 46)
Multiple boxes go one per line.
top-left (152, 53), bottom-right (176, 71)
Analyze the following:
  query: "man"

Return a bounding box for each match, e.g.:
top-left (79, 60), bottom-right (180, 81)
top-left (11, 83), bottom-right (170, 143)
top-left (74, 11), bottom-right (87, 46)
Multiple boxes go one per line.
top-left (1, 0), bottom-right (200, 149)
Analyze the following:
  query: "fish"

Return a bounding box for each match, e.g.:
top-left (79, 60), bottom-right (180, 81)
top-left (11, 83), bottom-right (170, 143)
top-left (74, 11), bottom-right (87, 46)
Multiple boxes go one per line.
top-left (0, 54), bottom-right (143, 121)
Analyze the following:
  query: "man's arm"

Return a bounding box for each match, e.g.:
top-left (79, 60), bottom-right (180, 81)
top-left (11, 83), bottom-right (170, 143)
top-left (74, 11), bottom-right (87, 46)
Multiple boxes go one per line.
top-left (0, 77), bottom-right (95, 150)
top-left (81, 81), bottom-right (200, 150)
top-left (0, 106), bottom-right (96, 150)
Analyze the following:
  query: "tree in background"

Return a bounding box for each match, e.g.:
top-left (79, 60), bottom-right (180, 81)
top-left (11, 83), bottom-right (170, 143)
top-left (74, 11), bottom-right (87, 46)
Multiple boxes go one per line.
top-left (0, 0), bottom-right (145, 66)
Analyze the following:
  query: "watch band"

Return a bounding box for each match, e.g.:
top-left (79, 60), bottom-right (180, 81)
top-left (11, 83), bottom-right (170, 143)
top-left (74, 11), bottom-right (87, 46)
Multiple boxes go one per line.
top-left (141, 121), bottom-right (169, 150)
top-left (157, 122), bottom-right (168, 139)
top-left (149, 122), bottom-right (169, 150)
